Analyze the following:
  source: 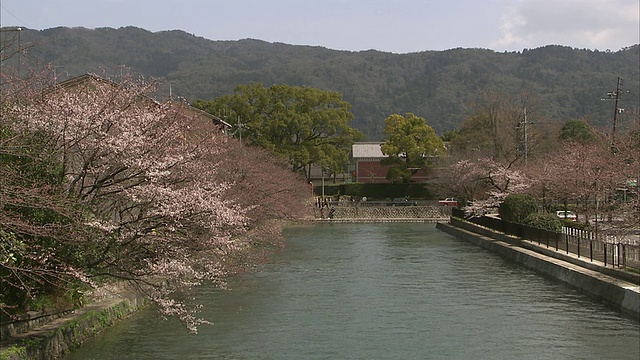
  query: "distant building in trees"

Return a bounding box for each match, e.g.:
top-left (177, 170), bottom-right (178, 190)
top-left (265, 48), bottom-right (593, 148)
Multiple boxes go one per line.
top-left (352, 142), bottom-right (388, 183)
top-left (352, 142), bottom-right (432, 183)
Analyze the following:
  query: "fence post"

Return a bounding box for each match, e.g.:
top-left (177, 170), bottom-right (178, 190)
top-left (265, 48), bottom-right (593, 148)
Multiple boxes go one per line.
top-left (538, 229), bottom-right (541, 245)
top-left (604, 243), bottom-right (607, 266)
top-left (544, 232), bottom-right (549, 248)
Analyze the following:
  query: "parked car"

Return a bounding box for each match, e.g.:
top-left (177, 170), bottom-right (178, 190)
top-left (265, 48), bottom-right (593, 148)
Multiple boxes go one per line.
top-left (386, 197), bottom-right (417, 206)
top-left (438, 198), bottom-right (458, 207)
top-left (556, 210), bottom-right (577, 221)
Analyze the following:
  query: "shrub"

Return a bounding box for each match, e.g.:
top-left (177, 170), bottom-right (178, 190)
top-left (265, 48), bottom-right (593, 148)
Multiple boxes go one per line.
top-left (499, 194), bottom-right (539, 223)
top-left (522, 213), bottom-right (563, 232)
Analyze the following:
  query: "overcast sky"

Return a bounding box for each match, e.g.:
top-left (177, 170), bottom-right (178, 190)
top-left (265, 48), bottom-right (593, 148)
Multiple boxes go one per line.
top-left (1, 0), bottom-right (638, 53)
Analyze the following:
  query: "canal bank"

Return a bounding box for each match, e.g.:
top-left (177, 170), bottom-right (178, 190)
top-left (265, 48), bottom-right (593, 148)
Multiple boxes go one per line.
top-left (0, 220), bottom-right (292, 360)
top-left (437, 219), bottom-right (640, 320)
top-left (0, 289), bottom-right (145, 360)
top-left (63, 223), bottom-right (640, 359)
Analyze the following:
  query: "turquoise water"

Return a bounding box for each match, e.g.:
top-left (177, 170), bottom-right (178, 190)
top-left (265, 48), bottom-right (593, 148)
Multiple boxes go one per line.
top-left (65, 223), bottom-right (640, 359)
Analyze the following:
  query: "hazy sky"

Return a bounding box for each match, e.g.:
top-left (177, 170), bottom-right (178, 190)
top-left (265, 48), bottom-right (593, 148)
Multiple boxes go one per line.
top-left (1, 0), bottom-right (638, 53)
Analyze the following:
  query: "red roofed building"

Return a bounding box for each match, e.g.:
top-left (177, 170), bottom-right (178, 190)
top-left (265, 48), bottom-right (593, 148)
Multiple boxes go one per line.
top-left (352, 142), bottom-right (433, 183)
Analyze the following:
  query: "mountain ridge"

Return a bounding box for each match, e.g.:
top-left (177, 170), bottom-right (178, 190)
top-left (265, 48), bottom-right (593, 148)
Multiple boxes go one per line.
top-left (3, 26), bottom-right (639, 140)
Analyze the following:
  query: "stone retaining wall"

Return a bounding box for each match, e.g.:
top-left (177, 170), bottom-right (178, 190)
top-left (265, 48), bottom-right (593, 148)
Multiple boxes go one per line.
top-left (448, 217), bottom-right (640, 284)
top-left (315, 205), bottom-right (451, 221)
top-left (437, 220), bottom-right (640, 320)
top-left (0, 295), bottom-right (146, 360)
top-left (1, 309), bottom-right (74, 341)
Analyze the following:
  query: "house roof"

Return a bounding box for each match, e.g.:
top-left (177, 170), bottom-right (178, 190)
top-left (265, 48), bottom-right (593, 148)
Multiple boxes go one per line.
top-left (44, 73), bottom-right (124, 97)
top-left (167, 100), bottom-right (231, 129)
top-left (50, 73), bottom-right (231, 130)
top-left (352, 142), bottom-right (387, 158)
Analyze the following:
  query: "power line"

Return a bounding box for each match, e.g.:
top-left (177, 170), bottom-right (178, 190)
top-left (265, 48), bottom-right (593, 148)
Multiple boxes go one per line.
top-left (0, 4), bottom-right (29, 28)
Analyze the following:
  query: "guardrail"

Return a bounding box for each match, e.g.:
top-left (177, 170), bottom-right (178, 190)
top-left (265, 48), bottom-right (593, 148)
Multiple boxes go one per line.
top-left (451, 208), bottom-right (640, 270)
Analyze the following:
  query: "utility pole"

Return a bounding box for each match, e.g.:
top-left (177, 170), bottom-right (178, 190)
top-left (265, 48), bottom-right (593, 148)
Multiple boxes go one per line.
top-left (0, 27), bottom-right (22, 76)
top-left (221, 107), bottom-right (246, 144)
top-left (517, 107), bottom-right (530, 166)
top-left (523, 107), bottom-right (528, 166)
top-left (237, 115), bottom-right (243, 143)
top-left (17, 27), bottom-right (21, 77)
top-left (606, 77), bottom-right (623, 152)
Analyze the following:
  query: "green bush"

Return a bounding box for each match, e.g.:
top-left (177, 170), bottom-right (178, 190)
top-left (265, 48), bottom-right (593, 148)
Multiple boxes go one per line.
top-left (499, 194), bottom-right (539, 223)
top-left (522, 212), bottom-right (563, 232)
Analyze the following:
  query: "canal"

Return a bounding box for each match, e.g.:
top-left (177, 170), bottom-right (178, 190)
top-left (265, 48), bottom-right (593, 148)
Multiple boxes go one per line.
top-left (65, 223), bottom-right (640, 359)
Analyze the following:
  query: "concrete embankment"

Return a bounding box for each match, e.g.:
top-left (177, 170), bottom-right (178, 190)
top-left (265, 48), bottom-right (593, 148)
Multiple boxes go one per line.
top-left (437, 219), bottom-right (640, 320)
top-left (0, 294), bottom-right (145, 360)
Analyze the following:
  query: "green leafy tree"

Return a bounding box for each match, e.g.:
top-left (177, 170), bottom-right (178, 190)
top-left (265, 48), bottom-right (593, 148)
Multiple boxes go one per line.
top-left (193, 83), bottom-right (362, 180)
top-left (380, 113), bottom-right (445, 183)
top-left (448, 112), bottom-right (495, 156)
top-left (441, 130), bottom-right (459, 142)
top-left (559, 119), bottom-right (596, 143)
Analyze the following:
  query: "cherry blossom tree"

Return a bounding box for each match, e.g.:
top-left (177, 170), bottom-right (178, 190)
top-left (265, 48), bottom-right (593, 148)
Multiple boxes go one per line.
top-left (2, 69), bottom-right (312, 332)
top-left (529, 142), bottom-right (597, 222)
top-left (1, 59), bottom-right (91, 315)
top-left (207, 137), bottom-right (313, 267)
top-left (435, 158), bottom-right (488, 203)
top-left (526, 122), bottom-right (631, 224)
top-left (610, 112), bottom-right (640, 232)
top-left (444, 158), bottom-right (530, 217)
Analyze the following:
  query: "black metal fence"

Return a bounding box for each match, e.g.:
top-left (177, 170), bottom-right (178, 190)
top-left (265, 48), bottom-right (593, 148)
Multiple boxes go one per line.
top-left (451, 208), bottom-right (640, 270)
top-left (314, 197), bottom-right (441, 207)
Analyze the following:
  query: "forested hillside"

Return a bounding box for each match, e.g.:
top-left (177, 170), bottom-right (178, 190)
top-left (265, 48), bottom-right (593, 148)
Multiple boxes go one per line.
top-left (4, 26), bottom-right (639, 140)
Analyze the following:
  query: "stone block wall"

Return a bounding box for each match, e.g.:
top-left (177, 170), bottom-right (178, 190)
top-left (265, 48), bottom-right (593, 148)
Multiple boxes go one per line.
top-left (315, 206), bottom-right (451, 221)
